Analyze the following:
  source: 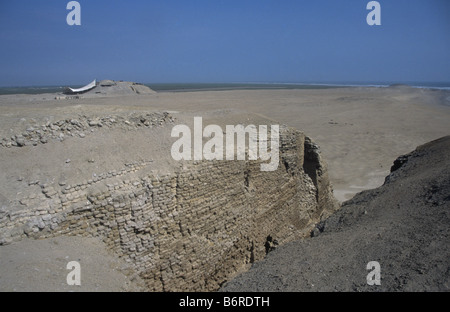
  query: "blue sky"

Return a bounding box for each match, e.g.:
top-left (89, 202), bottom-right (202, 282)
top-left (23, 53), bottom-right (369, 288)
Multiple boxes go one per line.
top-left (0, 0), bottom-right (449, 86)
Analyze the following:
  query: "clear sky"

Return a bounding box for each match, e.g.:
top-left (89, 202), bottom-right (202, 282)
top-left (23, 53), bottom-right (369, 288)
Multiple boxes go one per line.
top-left (0, 0), bottom-right (449, 86)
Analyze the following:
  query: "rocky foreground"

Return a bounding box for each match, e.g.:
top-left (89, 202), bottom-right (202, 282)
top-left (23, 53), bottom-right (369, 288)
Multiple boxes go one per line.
top-left (221, 136), bottom-right (450, 292)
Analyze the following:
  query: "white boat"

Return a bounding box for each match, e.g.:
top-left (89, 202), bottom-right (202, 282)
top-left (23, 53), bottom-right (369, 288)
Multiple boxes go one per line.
top-left (64, 79), bottom-right (97, 94)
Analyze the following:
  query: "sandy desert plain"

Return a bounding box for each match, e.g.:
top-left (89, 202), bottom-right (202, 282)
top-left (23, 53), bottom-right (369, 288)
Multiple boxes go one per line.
top-left (0, 83), bottom-right (449, 291)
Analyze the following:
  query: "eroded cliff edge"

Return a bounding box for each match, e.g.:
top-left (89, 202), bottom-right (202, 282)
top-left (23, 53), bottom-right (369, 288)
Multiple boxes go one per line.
top-left (0, 109), bottom-right (339, 291)
top-left (221, 136), bottom-right (450, 292)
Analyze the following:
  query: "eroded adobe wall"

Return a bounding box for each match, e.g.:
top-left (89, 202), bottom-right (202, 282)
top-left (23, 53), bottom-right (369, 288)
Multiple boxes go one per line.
top-left (0, 125), bottom-right (338, 291)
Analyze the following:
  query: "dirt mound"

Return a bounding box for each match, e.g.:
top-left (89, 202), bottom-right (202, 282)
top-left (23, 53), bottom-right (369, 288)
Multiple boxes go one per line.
top-left (86, 81), bottom-right (156, 96)
top-left (221, 136), bottom-right (450, 292)
top-left (58, 80), bottom-right (156, 99)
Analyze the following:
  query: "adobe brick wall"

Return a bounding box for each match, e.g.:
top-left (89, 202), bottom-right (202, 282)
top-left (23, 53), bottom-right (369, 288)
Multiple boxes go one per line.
top-left (0, 117), bottom-right (338, 291)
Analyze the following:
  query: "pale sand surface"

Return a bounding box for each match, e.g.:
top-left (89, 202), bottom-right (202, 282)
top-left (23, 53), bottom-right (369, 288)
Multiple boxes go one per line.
top-left (0, 235), bottom-right (145, 291)
top-left (3, 86), bottom-right (445, 202)
top-left (1, 86), bottom-right (449, 291)
top-left (145, 87), bottom-right (450, 202)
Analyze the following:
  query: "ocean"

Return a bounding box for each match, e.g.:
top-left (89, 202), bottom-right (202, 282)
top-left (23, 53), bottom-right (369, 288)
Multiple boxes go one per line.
top-left (0, 82), bottom-right (449, 95)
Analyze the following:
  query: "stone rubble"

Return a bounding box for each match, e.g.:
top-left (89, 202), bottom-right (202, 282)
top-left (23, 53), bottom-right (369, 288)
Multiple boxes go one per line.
top-left (0, 112), bottom-right (174, 148)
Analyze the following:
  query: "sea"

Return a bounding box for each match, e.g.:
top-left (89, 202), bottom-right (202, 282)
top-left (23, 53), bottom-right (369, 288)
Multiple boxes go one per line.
top-left (0, 82), bottom-right (449, 95)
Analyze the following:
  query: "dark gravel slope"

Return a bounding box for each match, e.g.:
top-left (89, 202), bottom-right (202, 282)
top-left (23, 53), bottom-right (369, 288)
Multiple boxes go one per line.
top-left (221, 136), bottom-right (450, 292)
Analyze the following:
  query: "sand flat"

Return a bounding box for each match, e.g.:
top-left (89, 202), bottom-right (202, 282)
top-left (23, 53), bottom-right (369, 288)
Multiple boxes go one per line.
top-left (1, 86), bottom-right (449, 202)
top-left (0, 85), bottom-right (449, 292)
